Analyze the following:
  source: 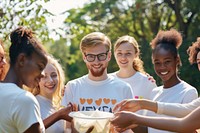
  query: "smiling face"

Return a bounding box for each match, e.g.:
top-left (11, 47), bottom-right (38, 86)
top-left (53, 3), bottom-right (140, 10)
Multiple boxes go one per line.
top-left (39, 63), bottom-right (58, 99)
top-left (19, 52), bottom-right (47, 89)
top-left (152, 47), bottom-right (179, 84)
top-left (114, 42), bottom-right (137, 70)
top-left (83, 45), bottom-right (111, 78)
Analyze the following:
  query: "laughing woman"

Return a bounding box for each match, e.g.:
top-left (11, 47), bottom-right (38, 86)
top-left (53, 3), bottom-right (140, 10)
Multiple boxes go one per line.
top-left (34, 55), bottom-right (73, 133)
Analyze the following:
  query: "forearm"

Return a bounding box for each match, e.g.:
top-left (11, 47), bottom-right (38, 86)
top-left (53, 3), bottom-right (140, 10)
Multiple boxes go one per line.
top-left (135, 114), bottom-right (183, 132)
top-left (132, 125), bottom-right (148, 133)
top-left (43, 111), bottom-right (60, 129)
top-left (140, 99), bottom-right (158, 113)
top-left (157, 102), bottom-right (196, 117)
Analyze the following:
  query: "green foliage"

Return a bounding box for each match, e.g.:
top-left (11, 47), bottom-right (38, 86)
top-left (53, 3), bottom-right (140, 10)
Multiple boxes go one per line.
top-left (0, 0), bottom-right (52, 42)
top-left (1, 0), bottom-right (200, 92)
top-left (62, 0), bottom-right (200, 92)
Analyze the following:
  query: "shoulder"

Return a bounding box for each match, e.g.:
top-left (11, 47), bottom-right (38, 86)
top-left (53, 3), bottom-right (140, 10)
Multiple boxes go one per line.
top-left (109, 76), bottom-right (131, 88)
top-left (180, 81), bottom-right (198, 95)
top-left (136, 72), bottom-right (157, 86)
top-left (69, 75), bottom-right (87, 82)
top-left (181, 81), bottom-right (196, 90)
top-left (16, 91), bottom-right (39, 106)
top-left (108, 71), bottom-right (117, 77)
top-left (66, 75), bottom-right (87, 85)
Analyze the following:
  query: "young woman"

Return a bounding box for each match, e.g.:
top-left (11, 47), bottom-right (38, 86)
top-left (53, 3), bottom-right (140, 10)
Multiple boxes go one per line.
top-left (35, 55), bottom-right (70, 133)
top-left (110, 35), bottom-right (157, 111)
top-left (111, 29), bottom-right (198, 133)
top-left (0, 27), bottom-right (47, 133)
top-left (111, 37), bottom-right (200, 133)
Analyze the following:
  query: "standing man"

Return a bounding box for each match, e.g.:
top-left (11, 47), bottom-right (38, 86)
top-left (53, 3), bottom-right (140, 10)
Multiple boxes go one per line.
top-left (62, 32), bottom-right (134, 113)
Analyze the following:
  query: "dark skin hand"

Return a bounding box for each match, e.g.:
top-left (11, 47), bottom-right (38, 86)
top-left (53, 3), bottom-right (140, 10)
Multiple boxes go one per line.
top-left (44, 102), bottom-right (76, 129)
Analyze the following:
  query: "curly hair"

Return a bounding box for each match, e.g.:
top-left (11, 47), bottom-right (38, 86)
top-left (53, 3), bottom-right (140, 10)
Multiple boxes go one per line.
top-left (150, 29), bottom-right (182, 49)
top-left (150, 29), bottom-right (182, 68)
top-left (187, 37), bottom-right (200, 64)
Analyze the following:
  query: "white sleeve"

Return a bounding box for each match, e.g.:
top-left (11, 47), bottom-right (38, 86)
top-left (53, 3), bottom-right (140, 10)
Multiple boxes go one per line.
top-left (157, 98), bottom-right (200, 117)
top-left (182, 88), bottom-right (198, 103)
top-left (11, 92), bottom-right (44, 133)
top-left (61, 82), bottom-right (74, 107)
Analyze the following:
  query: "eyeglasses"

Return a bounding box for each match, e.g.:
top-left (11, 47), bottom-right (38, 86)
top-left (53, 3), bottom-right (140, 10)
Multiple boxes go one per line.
top-left (84, 51), bottom-right (109, 62)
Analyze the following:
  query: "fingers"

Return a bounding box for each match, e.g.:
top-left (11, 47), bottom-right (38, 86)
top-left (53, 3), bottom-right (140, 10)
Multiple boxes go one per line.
top-left (85, 126), bottom-right (94, 133)
top-left (113, 100), bottom-right (127, 112)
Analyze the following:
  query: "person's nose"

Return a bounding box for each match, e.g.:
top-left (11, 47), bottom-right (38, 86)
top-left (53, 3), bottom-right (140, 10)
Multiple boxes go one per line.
top-left (160, 63), bottom-right (167, 69)
top-left (121, 54), bottom-right (127, 59)
top-left (93, 56), bottom-right (100, 62)
top-left (46, 75), bottom-right (54, 83)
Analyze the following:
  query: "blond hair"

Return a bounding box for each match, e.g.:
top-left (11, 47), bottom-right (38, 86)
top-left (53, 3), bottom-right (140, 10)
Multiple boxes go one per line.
top-left (29, 55), bottom-right (65, 110)
top-left (80, 32), bottom-right (111, 52)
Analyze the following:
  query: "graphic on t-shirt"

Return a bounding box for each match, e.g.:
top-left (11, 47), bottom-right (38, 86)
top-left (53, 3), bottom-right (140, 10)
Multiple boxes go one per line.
top-left (78, 98), bottom-right (117, 112)
top-left (135, 96), bottom-right (143, 99)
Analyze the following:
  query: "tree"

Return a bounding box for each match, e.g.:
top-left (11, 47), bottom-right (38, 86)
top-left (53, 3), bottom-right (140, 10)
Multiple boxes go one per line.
top-left (0, 0), bottom-right (52, 42)
top-left (63, 0), bottom-right (200, 91)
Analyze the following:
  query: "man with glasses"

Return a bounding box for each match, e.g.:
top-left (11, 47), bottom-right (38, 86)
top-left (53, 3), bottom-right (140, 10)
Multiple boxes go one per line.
top-left (61, 32), bottom-right (134, 131)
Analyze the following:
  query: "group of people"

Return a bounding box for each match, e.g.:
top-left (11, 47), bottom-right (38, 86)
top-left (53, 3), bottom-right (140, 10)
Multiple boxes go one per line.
top-left (0, 26), bottom-right (199, 133)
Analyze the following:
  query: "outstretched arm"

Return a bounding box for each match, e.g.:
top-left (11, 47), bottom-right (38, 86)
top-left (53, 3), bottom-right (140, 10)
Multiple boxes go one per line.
top-left (111, 107), bottom-right (200, 133)
top-left (113, 98), bottom-right (200, 118)
top-left (113, 99), bottom-right (157, 113)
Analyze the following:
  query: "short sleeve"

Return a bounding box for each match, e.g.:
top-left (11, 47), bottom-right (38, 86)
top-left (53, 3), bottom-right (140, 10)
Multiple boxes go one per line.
top-left (61, 82), bottom-right (74, 107)
top-left (11, 92), bottom-right (44, 133)
top-left (182, 89), bottom-right (198, 103)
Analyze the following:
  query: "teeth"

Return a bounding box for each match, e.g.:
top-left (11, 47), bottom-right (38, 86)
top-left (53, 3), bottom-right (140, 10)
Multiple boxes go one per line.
top-left (161, 72), bottom-right (168, 75)
top-left (120, 61), bottom-right (128, 64)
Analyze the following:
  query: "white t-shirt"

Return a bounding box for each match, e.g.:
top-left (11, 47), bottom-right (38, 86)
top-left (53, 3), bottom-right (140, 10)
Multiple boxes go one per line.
top-left (110, 71), bottom-right (157, 99)
top-left (157, 97), bottom-right (200, 117)
top-left (110, 71), bottom-right (157, 115)
top-left (62, 75), bottom-right (134, 112)
top-left (36, 95), bottom-right (65, 133)
top-left (148, 81), bottom-right (198, 133)
top-left (0, 83), bottom-right (45, 133)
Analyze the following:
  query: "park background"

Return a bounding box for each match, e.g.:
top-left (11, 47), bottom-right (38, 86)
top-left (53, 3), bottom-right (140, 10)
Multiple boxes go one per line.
top-left (0, 0), bottom-right (200, 93)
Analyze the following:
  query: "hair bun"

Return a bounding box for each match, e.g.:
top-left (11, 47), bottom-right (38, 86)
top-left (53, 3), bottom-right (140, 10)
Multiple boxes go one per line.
top-left (10, 26), bottom-right (34, 45)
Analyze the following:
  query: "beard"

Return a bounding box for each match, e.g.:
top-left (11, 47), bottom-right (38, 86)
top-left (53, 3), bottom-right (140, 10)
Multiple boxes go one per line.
top-left (87, 64), bottom-right (107, 77)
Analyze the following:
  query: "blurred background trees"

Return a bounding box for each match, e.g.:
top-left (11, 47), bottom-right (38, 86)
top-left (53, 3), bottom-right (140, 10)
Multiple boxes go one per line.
top-left (1, 0), bottom-right (200, 92)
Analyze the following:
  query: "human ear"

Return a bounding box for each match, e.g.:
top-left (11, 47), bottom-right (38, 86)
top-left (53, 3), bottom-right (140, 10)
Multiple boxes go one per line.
top-left (107, 51), bottom-right (112, 61)
top-left (82, 53), bottom-right (87, 62)
top-left (17, 53), bottom-right (26, 66)
top-left (176, 55), bottom-right (182, 67)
